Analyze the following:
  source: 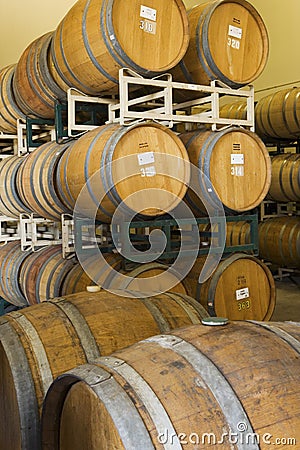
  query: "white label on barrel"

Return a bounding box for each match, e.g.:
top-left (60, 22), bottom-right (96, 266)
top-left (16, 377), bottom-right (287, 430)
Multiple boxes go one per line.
top-left (228, 25), bottom-right (242, 39)
top-left (140, 5), bottom-right (157, 21)
top-left (236, 287), bottom-right (249, 300)
top-left (138, 152), bottom-right (155, 166)
top-left (231, 154), bottom-right (244, 165)
top-left (140, 166), bottom-right (156, 177)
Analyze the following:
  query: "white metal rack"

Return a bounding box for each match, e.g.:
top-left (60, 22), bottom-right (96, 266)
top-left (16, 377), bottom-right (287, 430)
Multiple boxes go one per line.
top-left (62, 69), bottom-right (255, 133)
top-left (108, 68), bottom-right (255, 130)
top-left (0, 132), bottom-right (18, 157)
top-left (0, 216), bottom-right (20, 244)
top-left (0, 69), bottom-right (256, 261)
top-left (19, 213), bottom-right (61, 251)
top-left (17, 119), bottom-right (56, 156)
top-left (66, 88), bottom-right (117, 137)
top-left (0, 214), bottom-right (76, 257)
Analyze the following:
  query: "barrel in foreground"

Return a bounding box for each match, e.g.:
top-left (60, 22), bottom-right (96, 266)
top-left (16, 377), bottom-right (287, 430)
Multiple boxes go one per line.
top-left (0, 290), bottom-right (207, 450)
top-left (42, 320), bottom-right (300, 449)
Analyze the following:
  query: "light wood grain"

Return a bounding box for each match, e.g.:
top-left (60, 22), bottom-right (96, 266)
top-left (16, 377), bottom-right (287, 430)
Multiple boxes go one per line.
top-left (259, 216), bottom-right (300, 268)
top-left (255, 88), bottom-right (300, 140)
top-left (20, 245), bottom-right (76, 304)
top-left (180, 127), bottom-right (271, 214)
top-left (13, 32), bottom-right (66, 119)
top-left (268, 153), bottom-right (300, 202)
top-left (58, 123), bottom-right (190, 221)
top-left (183, 253), bottom-right (275, 320)
top-left (51, 0), bottom-right (189, 95)
top-left (172, 0), bottom-right (269, 88)
top-left (42, 321), bottom-right (300, 450)
top-left (18, 141), bottom-right (71, 220)
top-left (0, 65), bottom-right (25, 133)
top-left (107, 262), bottom-right (187, 294)
top-left (0, 156), bottom-right (31, 218)
top-left (61, 253), bottom-right (122, 295)
top-left (0, 290), bottom-right (207, 450)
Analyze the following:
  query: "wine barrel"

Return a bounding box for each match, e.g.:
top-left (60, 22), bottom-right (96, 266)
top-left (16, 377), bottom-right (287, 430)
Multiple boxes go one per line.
top-left (50, 0), bottom-right (189, 95)
top-left (17, 141), bottom-right (72, 221)
top-left (180, 127), bottom-right (271, 214)
top-left (226, 220), bottom-right (251, 246)
top-left (20, 245), bottom-right (76, 304)
top-left (259, 216), bottom-right (300, 268)
top-left (0, 65), bottom-right (26, 134)
top-left (219, 101), bottom-right (247, 120)
top-left (107, 262), bottom-right (188, 295)
top-left (0, 290), bottom-right (208, 450)
top-left (0, 241), bottom-right (31, 306)
top-left (183, 253), bottom-right (275, 320)
top-left (171, 0), bottom-right (269, 89)
top-left (199, 220), bottom-right (251, 246)
top-left (13, 32), bottom-right (66, 119)
top-left (255, 87), bottom-right (300, 140)
top-left (61, 253), bottom-right (123, 295)
top-left (42, 321), bottom-right (300, 450)
top-left (268, 153), bottom-right (300, 202)
top-left (57, 123), bottom-right (190, 221)
top-left (0, 156), bottom-right (31, 218)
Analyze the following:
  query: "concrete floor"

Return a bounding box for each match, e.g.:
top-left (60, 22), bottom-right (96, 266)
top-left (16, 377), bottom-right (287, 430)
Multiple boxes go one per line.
top-left (270, 277), bottom-right (300, 322)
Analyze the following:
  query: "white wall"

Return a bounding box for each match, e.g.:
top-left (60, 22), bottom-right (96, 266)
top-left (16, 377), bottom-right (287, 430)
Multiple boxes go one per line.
top-left (0, 0), bottom-right (76, 67)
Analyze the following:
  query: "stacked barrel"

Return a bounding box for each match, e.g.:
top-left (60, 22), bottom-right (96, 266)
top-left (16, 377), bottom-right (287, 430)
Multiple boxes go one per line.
top-left (0, 0), bottom-right (189, 132)
top-left (221, 94), bottom-right (300, 269)
top-left (2, 2), bottom-right (299, 450)
top-left (0, 0), bottom-right (192, 305)
top-left (0, 0), bottom-right (274, 319)
top-left (175, 0), bottom-right (275, 319)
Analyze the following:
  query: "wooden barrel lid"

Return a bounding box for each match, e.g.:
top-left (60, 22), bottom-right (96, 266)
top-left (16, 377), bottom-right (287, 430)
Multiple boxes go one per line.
top-left (111, 123), bottom-right (190, 217)
top-left (181, 128), bottom-right (271, 213)
top-left (204, 0), bottom-right (269, 85)
top-left (208, 128), bottom-right (271, 212)
top-left (105, 0), bottom-right (189, 72)
top-left (208, 254), bottom-right (276, 320)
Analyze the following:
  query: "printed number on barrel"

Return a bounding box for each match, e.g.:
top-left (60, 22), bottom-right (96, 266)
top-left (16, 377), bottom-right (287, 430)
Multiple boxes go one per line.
top-left (140, 20), bottom-right (156, 34)
top-left (238, 300), bottom-right (251, 311)
top-left (228, 37), bottom-right (240, 50)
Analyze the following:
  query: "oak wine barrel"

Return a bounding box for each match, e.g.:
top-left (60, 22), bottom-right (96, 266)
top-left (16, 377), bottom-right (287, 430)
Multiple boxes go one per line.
top-left (61, 253), bottom-right (123, 295)
top-left (183, 252), bottom-right (276, 320)
top-left (0, 156), bottom-right (31, 218)
top-left (13, 32), bottom-right (66, 119)
top-left (199, 220), bottom-right (251, 247)
top-left (180, 127), bottom-right (271, 214)
top-left (57, 123), bottom-right (190, 222)
top-left (0, 65), bottom-right (26, 134)
top-left (219, 100), bottom-right (247, 120)
top-left (42, 321), bottom-right (300, 450)
top-left (17, 141), bottom-right (72, 221)
top-left (268, 153), bottom-right (300, 202)
top-left (20, 245), bottom-right (76, 304)
top-left (0, 290), bottom-right (208, 450)
top-left (225, 220), bottom-right (251, 246)
top-left (259, 216), bottom-right (300, 268)
top-left (172, 0), bottom-right (269, 89)
top-left (0, 241), bottom-right (31, 306)
top-left (50, 0), bottom-right (189, 95)
top-left (255, 87), bottom-right (300, 140)
top-left (107, 262), bottom-right (188, 295)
